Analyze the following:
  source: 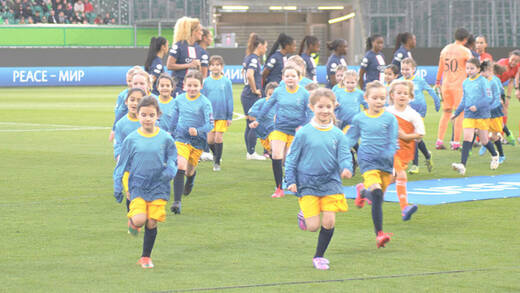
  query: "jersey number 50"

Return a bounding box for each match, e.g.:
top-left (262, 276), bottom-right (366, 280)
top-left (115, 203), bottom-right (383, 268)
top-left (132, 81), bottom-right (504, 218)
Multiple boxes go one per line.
top-left (444, 58), bottom-right (458, 72)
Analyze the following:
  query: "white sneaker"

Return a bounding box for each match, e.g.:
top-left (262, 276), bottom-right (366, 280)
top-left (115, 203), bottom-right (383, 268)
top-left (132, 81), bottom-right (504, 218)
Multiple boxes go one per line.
top-left (213, 163), bottom-right (221, 171)
top-left (451, 162), bottom-right (466, 175)
top-left (490, 156), bottom-right (499, 170)
top-left (246, 152), bottom-right (267, 160)
top-left (200, 152), bottom-right (213, 161)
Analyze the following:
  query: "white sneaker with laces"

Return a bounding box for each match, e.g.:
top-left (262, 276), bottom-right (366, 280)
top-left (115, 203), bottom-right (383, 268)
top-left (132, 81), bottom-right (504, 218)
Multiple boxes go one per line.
top-left (490, 156), bottom-right (499, 170)
top-left (246, 152), bottom-right (267, 160)
top-left (451, 162), bottom-right (466, 175)
top-left (200, 152), bottom-right (213, 161)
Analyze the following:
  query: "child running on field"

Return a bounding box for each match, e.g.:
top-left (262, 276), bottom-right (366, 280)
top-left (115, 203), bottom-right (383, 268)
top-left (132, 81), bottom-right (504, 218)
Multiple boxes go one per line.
top-left (384, 65), bottom-right (400, 105)
top-left (335, 70), bottom-right (367, 133)
top-left (451, 58), bottom-right (499, 175)
top-left (399, 58), bottom-right (440, 174)
top-left (285, 88), bottom-right (353, 270)
top-left (201, 55), bottom-right (234, 171)
top-left (156, 73), bottom-right (176, 132)
top-left (385, 80), bottom-right (423, 221)
top-left (331, 65), bottom-right (348, 93)
top-left (347, 81), bottom-right (398, 248)
top-left (250, 65), bottom-right (312, 198)
top-left (478, 61), bottom-right (506, 163)
top-left (169, 70), bottom-right (213, 214)
top-left (248, 82), bottom-right (279, 156)
top-left (113, 96), bottom-right (178, 269)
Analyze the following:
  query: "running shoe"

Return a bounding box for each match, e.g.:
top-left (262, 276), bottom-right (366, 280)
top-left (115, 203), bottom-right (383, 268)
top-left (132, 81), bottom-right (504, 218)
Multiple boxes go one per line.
top-left (376, 231), bottom-right (393, 248)
top-left (451, 162), bottom-right (466, 175)
top-left (435, 140), bottom-right (446, 150)
top-left (425, 152), bottom-right (433, 172)
top-left (246, 152), bottom-right (267, 160)
top-left (354, 183), bottom-right (366, 208)
top-left (312, 257), bottom-right (330, 270)
top-left (170, 201), bottom-right (181, 214)
top-left (490, 156), bottom-right (499, 170)
top-left (271, 187), bottom-right (284, 198)
top-left (137, 257), bottom-right (154, 269)
top-left (479, 146), bottom-right (487, 156)
top-left (499, 156), bottom-right (506, 164)
top-left (200, 152), bottom-right (213, 161)
top-left (213, 163), bottom-right (221, 172)
top-left (297, 211), bottom-right (307, 231)
top-left (450, 141), bottom-right (461, 151)
top-left (506, 134), bottom-right (516, 146)
top-left (401, 204), bottom-right (418, 221)
top-left (408, 165), bottom-right (419, 174)
top-left (128, 220), bottom-right (139, 236)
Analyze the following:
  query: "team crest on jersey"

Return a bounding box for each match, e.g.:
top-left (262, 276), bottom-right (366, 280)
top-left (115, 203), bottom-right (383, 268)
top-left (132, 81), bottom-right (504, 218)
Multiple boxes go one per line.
top-left (331, 63), bottom-right (337, 68)
top-left (251, 58), bottom-right (258, 63)
top-left (270, 58), bottom-right (276, 64)
top-left (340, 59), bottom-right (347, 66)
top-left (156, 64), bottom-right (162, 69)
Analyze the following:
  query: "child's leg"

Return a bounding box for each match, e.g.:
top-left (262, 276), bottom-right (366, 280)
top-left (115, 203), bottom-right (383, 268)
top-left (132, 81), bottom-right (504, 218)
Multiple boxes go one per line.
top-left (479, 129), bottom-right (497, 157)
top-left (214, 132), bottom-right (224, 165)
top-left (142, 219), bottom-right (157, 258)
top-left (453, 114), bottom-right (464, 144)
top-left (437, 109), bottom-right (452, 142)
top-left (369, 183), bottom-right (384, 235)
top-left (491, 132), bottom-right (504, 157)
top-left (207, 132), bottom-right (216, 155)
top-left (460, 128), bottom-right (474, 165)
top-left (395, 170), bottom-right (408, 211)
top-left (185, 163), bottom-right (197, 193)
top-left (172, 156), bottom-right (187, 210)
top-left (412, 142), bottom-right (419, 166)
top-left (314, 212), bottom-right (335, 259)
top-left (271, 140), bottom-right (286, 189)
top-left (418, 140), bottom-right (431, 159)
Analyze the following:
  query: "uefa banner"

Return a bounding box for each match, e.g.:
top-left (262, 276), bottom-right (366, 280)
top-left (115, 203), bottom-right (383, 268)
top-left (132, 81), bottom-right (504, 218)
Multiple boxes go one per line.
top-left (0, 65), bottom-right (440, 87)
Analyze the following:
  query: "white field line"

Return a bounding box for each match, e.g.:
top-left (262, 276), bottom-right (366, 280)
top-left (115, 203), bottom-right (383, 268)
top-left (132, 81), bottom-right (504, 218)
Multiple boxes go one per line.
top-left (232, 112), bottom-right (246, 121)
top-left (0, 122), bottom-right (110, 132)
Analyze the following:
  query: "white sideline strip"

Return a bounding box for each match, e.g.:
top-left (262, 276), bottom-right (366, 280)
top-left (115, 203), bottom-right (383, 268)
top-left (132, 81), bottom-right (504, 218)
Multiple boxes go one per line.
top-left (0, 127), bottom-right (111, 133)
top-left (0, 122), bottom-right (88, 128)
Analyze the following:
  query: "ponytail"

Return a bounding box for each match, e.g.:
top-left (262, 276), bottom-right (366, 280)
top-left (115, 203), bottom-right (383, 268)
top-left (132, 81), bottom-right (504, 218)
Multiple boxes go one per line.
top-left (298, 35), bottom-right (319, 56)
top-left (393, 32), bottom-right (413, 54)
top-left (366, 34), bottom-right (382, 52)
top-left (145, 36), bottom-right (167, 73)
top-left (246, 33), bottom-right (265, 56)
top-left (326, 39), bottom-right (346, 52)
top-left (266, 33), bottom-right (293, 61)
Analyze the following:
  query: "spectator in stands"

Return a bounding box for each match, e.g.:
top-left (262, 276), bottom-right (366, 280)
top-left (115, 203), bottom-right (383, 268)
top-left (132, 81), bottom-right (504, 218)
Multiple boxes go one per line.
top-left (48, 9), bottom-right (58, 23)
top-left (103, 12), bottom-right (111, 24)
top-left (41, 15), bottom-right (47, 23)
top-left (94, 15), bottom-right (102, 24)
top-left (74, 11), bottom-right (84, 23)
top-left (57, 10), bottom-right (66, 23)
top-left (26, 15), bottom-right (33, 24)
top-left (74, 0), bottom-right (84, 14)
top-left (84, 0), bottom-right (93, 13)
top-left (33, 10), bottom-right (41, 23)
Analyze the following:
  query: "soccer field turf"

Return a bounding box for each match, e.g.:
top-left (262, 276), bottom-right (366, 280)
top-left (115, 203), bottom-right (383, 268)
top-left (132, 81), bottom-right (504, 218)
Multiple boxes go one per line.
top-left (1, 85), bottom-right (520, 292)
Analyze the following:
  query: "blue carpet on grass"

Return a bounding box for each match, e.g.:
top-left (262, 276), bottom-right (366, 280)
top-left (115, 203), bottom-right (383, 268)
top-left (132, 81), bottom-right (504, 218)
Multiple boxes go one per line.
top-left (342, 173), bottom-right (520, 205)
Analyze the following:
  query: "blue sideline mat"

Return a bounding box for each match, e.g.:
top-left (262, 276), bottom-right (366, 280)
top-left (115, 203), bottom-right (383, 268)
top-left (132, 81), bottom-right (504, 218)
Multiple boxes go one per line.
top-left (342, 173), bottom-right (520, 205)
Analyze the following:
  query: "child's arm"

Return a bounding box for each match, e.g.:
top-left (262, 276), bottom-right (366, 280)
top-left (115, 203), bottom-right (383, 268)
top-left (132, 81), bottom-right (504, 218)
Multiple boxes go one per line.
top-left (345, 116), bottom-right (361, 149)
top-left (285, 132), bottom-right (304, 192)
top-left (169, 99), bottom-right (180, 134)
top-left (452, 91), bottom-right (466, 118)
top-left (113, 124), bottom-right (123, 159)
top-left (423, 80), bottom-right (441, 111)
top-left (226, 79), bottom-right (234, 122)
top-left (302, 91), bottom-right (313, 126)
top-left (388, 116), bottom-right (399, 156)
top-left (251, 91), bottom-right (277, 127)
top-left (195, 101), bottom-right (214, 135)
top-left (398, 131), bottom-right (423, 142)
top-left (113, 138), bottom-right (132, 203)
top-left (161, 138), bottom-right (178, 181)
top-left (337, 134), bottom-right (353, 178)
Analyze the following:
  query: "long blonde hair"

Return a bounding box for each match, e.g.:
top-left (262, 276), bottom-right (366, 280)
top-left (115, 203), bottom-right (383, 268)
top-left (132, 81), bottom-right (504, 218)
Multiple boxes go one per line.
top-left (173, 17), bottom-right (200, 43)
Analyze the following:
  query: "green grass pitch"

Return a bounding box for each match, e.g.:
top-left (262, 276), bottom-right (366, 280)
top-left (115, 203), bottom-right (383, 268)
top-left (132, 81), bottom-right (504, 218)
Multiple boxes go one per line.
top-left (1, 85), bottom-right (519, 292)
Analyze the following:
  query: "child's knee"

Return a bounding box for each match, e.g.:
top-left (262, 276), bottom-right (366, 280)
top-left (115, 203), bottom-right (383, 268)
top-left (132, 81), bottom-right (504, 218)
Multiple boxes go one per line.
top-left (132, 214), bottom-right (147, 227)
top-left (146, 219), bottom-right (157, 229)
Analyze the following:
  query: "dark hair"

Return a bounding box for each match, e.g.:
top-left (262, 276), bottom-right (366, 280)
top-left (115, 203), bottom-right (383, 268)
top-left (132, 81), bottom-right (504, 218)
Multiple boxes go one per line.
top-left (494, 64), bottom-right (507, 75)
top-left (209, 55), bottom-right (225, 66)
top-left (465, 34), bottom-right (475, 49)
top-left (304, 82), bottom-right (320, 92)
top-left (394, 32), bottom-right (413, 53)
top-left (476, 35), bottom-right (487, 43)
top-left (510, 49), bottom-right (520, 57)
top-left (144, 36), bottom-right (167, 73)
top-left (265, 81), bottom-right (279, 94)
top-left (366, 34), bottom-right (383, 51)
top-left (184, 70), bottom-right (203, 84)
top-left (480, 60), bottom-right (492, 72)
top-left (326, 39), bottom-right (346, 52)
top-left (266, 33), bottom-right (294, 61)
top-left (454, 28), bottom-right (470, 41)
top-left (299, 35), bottom-right (319, 55)
top-left (246, 33), bottom-right (266, 56)
top-left (385, 64), bottom-right (399, 75)
top-left (137, 95), bottom-right (162, 116)
top-left (197, 28), bottom-right (211, 45)
top-left (157, 73), bottom-right (175, 89)
top-left (467, 57), bottom-right (481, 69)
top-left (126, 88), bottom-right (146, 101)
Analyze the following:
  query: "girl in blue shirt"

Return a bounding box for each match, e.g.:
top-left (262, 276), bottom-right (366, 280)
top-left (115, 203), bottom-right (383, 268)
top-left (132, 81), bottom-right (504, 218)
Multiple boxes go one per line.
top-left (262, 33), bottom-right (296, 89)
top-left (169, 70), bottom-right (213, 214)
top-left (241, 33), bottom-right (268, 160)
top-left (299, 35), bottom-right (320, 81)
top-left (201, 55), bottom-right (234, 171)
top-left (156, 73), bottom-right (176, 132)
top-left (113, 88), bottom-right (146, 160)
top-left (359, 34), bottom-right (386, 89)
top-left (451, 58), bottom-right (499, 175)
top-left (392, 32), bottom-right (416, 73)
top-left (286, 88), bottom-right (353, 270)
top-left (325, 39), bottom-right (348, 88)
top-left (250, 65), bottom-right (311, 198)
top-left (145, 36), bottom-right (169, 96)
top-left (347, 81), bottom-right (398, 248)
top-left (113, 96), bottom-right (178, 269)
top-left (248, 82), bottom-right (278, 156)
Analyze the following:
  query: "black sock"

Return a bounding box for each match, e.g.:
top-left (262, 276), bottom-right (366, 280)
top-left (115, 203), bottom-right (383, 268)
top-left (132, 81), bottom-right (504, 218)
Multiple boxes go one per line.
top-left (484, 142), bottom-right (497, 156)
top-left (272, 159), bottom-right (283, 188)
top-left (314, 227), bottom-right (334, 258)
top-left (142, 226), bottom-right (157, 257)
top-left (418, 140), bottom-right (430, 159)
top-left (413, 142), bottom-right (419, 165)
top-left (361, 189), bottom-right (372, 201)
top-left (371, 189), bottom-right (384, 235)
top-left (186, 171), bottom-right (196, 185)
top-left (126, 198), bottom-right (131, 212)
top-left (503, 125), bottom-right (511, 136)
top-left (471, 132), bottom-right (477, 145)
top-left (208, 143), bottom-right (216, 155)
top-left (461, 141), bottom-right (472, 165)
top-left (215, 143), bottom-right (223, 164)
top-left (245, 119), bottom-right (257, 154)
top-left (494, 140), bottom-right (504, 156)
top-left (173, 170), bottom-right (185, 202)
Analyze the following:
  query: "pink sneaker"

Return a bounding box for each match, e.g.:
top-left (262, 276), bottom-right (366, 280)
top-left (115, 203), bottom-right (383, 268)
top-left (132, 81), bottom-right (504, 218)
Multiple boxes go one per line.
top-left (376, 231), bottom-right (393, 248)
top-left (354, 183), bottom-right (366, 208)
top-left (312, 257), bottom-right (330, 270)
top-left (271, 187), bottom-right (284, 198)
top-left (297, 211), bottom-right (307, 230)
top-left (450, 141), bottom-right (461, 151)
top-left (435, 140), bottom-right (446, 150)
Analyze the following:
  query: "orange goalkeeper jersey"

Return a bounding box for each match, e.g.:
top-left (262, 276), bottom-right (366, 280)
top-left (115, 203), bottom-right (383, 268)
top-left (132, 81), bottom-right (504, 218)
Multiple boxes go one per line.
top-left (436, 43), bottom-right (473, 89)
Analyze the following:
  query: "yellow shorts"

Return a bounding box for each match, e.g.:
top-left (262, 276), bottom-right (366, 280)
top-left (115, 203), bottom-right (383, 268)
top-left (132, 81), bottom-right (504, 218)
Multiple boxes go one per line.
top-left (362, 170), bottom-right (392, 193)
top-left (260, 138), bottom-right (271, 152)
top-left (342, 125), bottom-right (350, 134)
top-left (211, 120), bottom-right (229, 133)
top-left (122, 171), bottom-right (129, 194)
top-left (488, 117), bottom-right (503, 133)
top-left (298, 194), bottom-right (348, 218)
top-left (269, 130), bottom-right (295, 147)
top-left (175, 142), bottom-right (203, 167)
top-left (127, 197), bottom-right (167, 222)
top-left (463, 118), bottom-right (489, 131)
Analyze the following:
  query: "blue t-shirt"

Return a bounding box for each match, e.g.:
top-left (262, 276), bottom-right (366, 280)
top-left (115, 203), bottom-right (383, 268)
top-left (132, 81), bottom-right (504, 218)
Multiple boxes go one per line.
top-left (248, 97), bottom-right (276, 139)
top-left (454, 75), bottom-right (493, 119)
top-left (326, 54), bottom-right (348, 88)
top-left (264, 51), bottom-right (287, 87)
top-left (201, 75), bottom-right (234, 121)
top-left (168, 41), bottom-right (209, 94)
top-left (241, 54), bottom-right (262, 99)
top-left (360, 50), bottom-right (386, 86)
top-left (301, 53), bottom-right (317, 81)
